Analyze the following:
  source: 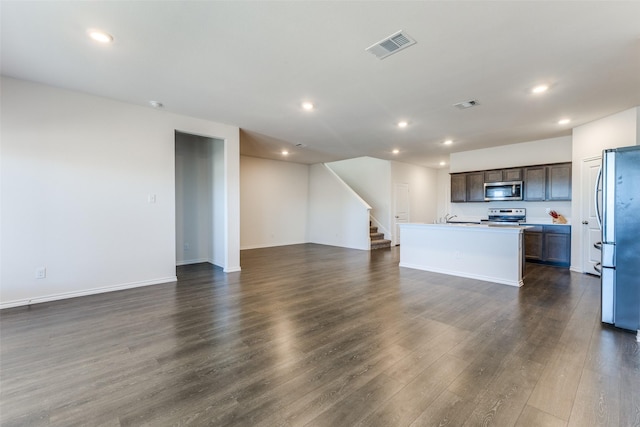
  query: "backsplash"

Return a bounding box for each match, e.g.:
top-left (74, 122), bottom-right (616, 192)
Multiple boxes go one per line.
top-left (447, 200), bottom-right (572, 225)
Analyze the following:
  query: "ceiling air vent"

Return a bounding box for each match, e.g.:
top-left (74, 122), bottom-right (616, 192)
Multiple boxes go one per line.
top-left (365, 30), bottom-right (417, 60)
top-left (453, 100), bottom-right (480, 110)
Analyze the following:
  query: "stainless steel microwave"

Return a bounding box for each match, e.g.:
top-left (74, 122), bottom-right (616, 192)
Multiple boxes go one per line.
top-left (484, 181), bottom-right (523, 201)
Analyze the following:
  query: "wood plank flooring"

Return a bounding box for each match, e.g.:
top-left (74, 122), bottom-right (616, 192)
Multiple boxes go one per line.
top-left (1, 243), bottom-right (638, 426)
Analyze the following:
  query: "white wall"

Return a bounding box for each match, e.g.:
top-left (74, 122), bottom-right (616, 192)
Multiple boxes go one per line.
top-left (450, 136), bottom-right (572, 173)
top-left (436, 168), bottom-right (451, 222)
top-left (212, 139), bottom-right (226, 267)
top-left (240, 156), bottom-right (309, 249)
top-left (440, 136), bottom-right (573, 223)
top-left (1, 77), bottom-right (240, 308)
top-left (307, 164), bottom-right (371, 250)
top-left (570, 106), bottom-right (639, 272)
top-left (327, 157), bottom-right (438, 241)
top-left (390, 160), bottom-right (438, 225)
top-left (327, 157), bottom-right (391, 235)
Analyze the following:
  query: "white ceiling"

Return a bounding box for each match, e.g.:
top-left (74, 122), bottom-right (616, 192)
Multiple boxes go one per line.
top-left (2, 1), bottom-right (639, 168)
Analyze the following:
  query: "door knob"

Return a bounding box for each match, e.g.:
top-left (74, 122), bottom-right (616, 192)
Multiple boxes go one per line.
top-left (582, 220), bottom-right (589, 225)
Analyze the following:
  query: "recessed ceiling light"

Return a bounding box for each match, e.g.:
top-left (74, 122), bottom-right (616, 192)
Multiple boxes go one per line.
top-left (443, 139), bottom-right (453, 145)
top-left (558, 118), bottom-right (571, 125)
top-left (301, 102), bottom-right (314, 111)
top-left (149, 101), bottom-right (164, 108)
top-left (532, 84), bottom-right (549, 94)
top-left (88, 29), bottom-right (114, 44)
top-left (397, 121), bottom-right (408, 128)
top-left (439, 161), bottom-right (446, 166)
top-left (281, 150), bottom-right (289, 156)
top-left (392, 149), bottom-right (400, 154)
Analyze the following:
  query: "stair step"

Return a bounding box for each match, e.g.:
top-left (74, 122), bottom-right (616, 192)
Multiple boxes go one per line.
top-left (370, 232), bottom-right (384, 240)
top-left (370, 239), bottom-right (392, 250)
top-left (369, 226), bottom-right (378, 233)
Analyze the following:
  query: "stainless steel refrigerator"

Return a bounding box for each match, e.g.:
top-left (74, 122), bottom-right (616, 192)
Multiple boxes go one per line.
top-left (596, 145), bottom-right (640, 335)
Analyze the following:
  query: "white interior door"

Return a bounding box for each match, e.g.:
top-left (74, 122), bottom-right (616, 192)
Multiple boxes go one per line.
top-left (393, 183), bottom-right (409, 246)
top-left (582, 157), bottom-right (602, 275)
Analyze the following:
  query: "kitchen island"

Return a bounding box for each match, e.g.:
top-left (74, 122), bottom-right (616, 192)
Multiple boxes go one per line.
top-left (399, 223), bottom-right (529, 287)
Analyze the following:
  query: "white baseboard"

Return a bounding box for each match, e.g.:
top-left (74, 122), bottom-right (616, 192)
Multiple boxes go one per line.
top-left (0, 276), bottom-right (177, 310)
top-left (399, 262), bottom-right (523, 287)
top-left (240, 241), bottom-right (307, 250)
top-left (176, 258), bottom-right (210, 266)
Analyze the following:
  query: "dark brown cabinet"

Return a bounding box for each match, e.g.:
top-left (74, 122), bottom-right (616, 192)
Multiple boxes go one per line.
top-left (524, 163), bottom-right (572, 201)
top-left (504, 168), bottom-right (523, 181)
top-left (484, 170), bottom-right (504, 183)
top-left (524, 166), bottom-right (547, 200)
top-left (451, 174), bottom-right (467, 202)
top-left (451, 162), bottom-right (570, 203)
top-left (547, 163), bottom-right (572, 200)
top-left (484, 168), bottom-right (522, 183)
top-left (450, 172), bottom-right (485, 202)
top-left (524, 226), bottom-right (544, 261)
top-left (524, 225), bottom-right (571, 267)
top-left (466, 172), bottom-right (485, 202)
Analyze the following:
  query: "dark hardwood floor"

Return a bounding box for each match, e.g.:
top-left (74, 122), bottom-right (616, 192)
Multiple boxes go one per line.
top-left (1, 244), bottom-right (638, 426)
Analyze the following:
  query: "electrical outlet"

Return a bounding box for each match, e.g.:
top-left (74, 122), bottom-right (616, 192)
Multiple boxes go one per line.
top-left (148, 194), bottom-right (156, 203)
top-left (35, 267), bottom-right (46, 279)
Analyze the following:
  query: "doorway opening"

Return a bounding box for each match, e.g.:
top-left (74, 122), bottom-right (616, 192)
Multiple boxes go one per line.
top-left (175, 131), bottom-right (225, 268)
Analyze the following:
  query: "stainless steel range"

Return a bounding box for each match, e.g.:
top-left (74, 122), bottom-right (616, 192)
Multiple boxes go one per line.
top-left (484, 208), bottom-right (526, 225)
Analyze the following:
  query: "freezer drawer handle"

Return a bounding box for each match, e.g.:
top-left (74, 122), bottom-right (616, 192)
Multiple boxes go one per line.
top-left (594, 262), bottom-right (601, 273)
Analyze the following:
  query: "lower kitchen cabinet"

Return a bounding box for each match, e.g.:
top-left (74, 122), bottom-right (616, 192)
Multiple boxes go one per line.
top-left (524, 225), bottom-right (571, 267)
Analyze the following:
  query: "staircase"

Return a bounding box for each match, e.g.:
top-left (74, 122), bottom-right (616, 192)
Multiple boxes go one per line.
top-left (370, 223), bottom-right (392, 250)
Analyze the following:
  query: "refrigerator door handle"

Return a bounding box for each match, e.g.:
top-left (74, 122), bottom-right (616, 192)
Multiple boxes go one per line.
top-left (595, 165), bottom-right (603, 230)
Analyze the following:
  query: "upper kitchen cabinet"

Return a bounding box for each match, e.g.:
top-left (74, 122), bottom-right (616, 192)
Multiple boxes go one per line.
top-left (451, 174), bottom-right (467, 202)
top-left (504, 168), bottom-right (523, 181)
top-left (484, 170), bottom-right (503, 183)
top-left (524, 166), bottom-right (547, 201)
top-left (451, 163), bottom-right (571, 203)
top-left (450, 172), bottom-right (486, 202)
top-left (484, 168), bottom-right (522, 183)
top-left (547, 163), bottom-right (572, 200)
top-left (466, 172), bottom-right (485, 202)
top-left (524, 163), bottom-right (572, 201)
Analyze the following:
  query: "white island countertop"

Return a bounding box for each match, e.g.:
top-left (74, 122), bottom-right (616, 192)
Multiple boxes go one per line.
top-left (399, 222), bottom-right (530, 287)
